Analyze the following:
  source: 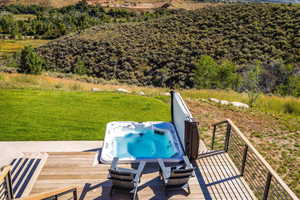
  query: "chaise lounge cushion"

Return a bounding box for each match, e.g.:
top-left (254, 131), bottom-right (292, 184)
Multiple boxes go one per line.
top-left (171, 168), bottom-right (194, 177)
top-left (109, 169), bottom-right (135, 180)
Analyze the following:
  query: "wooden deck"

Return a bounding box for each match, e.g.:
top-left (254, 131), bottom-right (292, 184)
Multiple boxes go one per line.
top-left (29, 150), bottom-right (256, 200)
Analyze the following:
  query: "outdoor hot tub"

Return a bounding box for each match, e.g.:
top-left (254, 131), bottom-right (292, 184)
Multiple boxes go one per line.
top-left (100, 121), bottom-right (184, 163)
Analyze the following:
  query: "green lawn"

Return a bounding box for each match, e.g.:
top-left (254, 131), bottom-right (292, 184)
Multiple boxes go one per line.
top-left (0, 89), bottom-right (170, 141)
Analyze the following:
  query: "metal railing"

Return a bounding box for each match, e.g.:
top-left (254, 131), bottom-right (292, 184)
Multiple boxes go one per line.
top-left (211, 119), bottom-right (299, 200)
top-left (0, 166), bottom-right (14, 200)
top-left (0, 165), bottom-right (78, 200)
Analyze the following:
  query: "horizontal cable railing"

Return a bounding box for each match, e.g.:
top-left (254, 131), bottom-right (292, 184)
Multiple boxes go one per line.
top-left (211, 119), bottom-right (299, 200)
top-left (0, 166), bottom-right (14, 200)
top-left (15, 185), bottom-right (78, 200)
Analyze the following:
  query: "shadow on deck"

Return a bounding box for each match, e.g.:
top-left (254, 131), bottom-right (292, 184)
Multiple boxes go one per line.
top-left (194, 150), bottom-right (255, 200)
top-left (29, 151), bottom-right (256, 200)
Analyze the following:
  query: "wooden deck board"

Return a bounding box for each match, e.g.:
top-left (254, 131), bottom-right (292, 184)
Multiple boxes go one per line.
top-left (29, 150), bottom-right (256, 200)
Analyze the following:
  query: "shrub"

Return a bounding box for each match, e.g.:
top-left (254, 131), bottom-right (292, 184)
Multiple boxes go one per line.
top-left (70, 83), bottom-right (82, 91)
top-left (18, 46), bottom-right (45, 74)
top-left (73, 58), bottom-right (87, 75)
top-left (286, 76), bottom-right (300, 97)
top-left (54, 82), bottom-right (64, 89)
top-left (283, 100), bottom-right (300, 115)
top-left (0, 14), bottom-right (14, 33)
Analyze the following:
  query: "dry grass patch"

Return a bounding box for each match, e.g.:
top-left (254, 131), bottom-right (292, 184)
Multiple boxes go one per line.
top-left (0, 72), bottom-right (169, 95)
top-left (5, 0), bottom-right (81, 7)
top-left (0, 39), bottom-right (50, 54)
top-left (13, 14), bottom-right (36, 21)
top-left (170, 1), bottom-right (222, 10)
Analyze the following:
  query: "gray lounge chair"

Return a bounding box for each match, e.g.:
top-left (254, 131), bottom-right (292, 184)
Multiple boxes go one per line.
top-left (158, 156), bottom-right (195, 195)
top-left (108, 157), bottom-right (146, 200)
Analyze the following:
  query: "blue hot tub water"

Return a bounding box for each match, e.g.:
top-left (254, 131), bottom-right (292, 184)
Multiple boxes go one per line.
top-left (114, 127), bottom-right (176, 159)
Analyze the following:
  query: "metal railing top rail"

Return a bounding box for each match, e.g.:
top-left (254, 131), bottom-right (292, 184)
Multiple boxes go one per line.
top-left (15, 185), bottom-right (78, 200)
top-left (212, 119), bottom-right (299, 200)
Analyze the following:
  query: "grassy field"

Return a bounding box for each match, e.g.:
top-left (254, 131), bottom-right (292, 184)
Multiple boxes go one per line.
top-left (1, 73), bottom-right (299, 120)
top-left (0, 89), bottom-right (170, 141)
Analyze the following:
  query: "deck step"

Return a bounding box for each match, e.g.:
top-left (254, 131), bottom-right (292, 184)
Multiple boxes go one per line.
top-left (10, 152), bottom-right (48, 198)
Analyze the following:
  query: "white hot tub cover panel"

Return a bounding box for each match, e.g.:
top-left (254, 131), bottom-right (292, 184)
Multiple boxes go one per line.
top-left (172, 92), bottom-right (193, 150)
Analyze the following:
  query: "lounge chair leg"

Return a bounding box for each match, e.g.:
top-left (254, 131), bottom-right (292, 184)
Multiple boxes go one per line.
top-left (131, 186), bottom-right (138, 200)
top-left (164, 187), bottom-right (168, 197)
top-left (133, 194), bottom-right (138, 200)
top-left (187, 184), bottom-right (191, 194)
top-left (132, 191), bottom-right (138, 200)
top-left (110, 186), bottom-right (114, 196)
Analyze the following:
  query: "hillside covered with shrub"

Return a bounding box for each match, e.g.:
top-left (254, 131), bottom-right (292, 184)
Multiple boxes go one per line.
top-left (37, 3), bottom-right (300, 94)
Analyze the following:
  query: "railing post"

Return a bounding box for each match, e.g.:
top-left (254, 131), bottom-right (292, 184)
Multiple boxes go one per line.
top-left (211, 125), bottom-right (216, 150)
top-left (224, 122), bottom-right (231, 152)
top-left (73, 189), bottom-right (78, 200)
top-left (263, 172), bottom-right (272, 200)
top-left (240, 145), bottom-right (248, 176)
top-left (5, 169), bottom-right (14, 200)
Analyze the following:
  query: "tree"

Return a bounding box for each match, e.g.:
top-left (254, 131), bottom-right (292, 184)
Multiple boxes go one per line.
top-left (193, 55), bottom-right (218, 89)
top-left (9, 22), bottom-right (20, 39)
top-left (243, 62), bottom-right (262, 107)
top-left (0, 14), bottom-right (14, 33)
top-left (19, 46), bottom-right (45, 74)
top-left (286, 75), bottom-right (300, 97)
top-left (194, 56), bottom-right (241, 90)
top-left (217, 60), bottom-right (241, 90)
